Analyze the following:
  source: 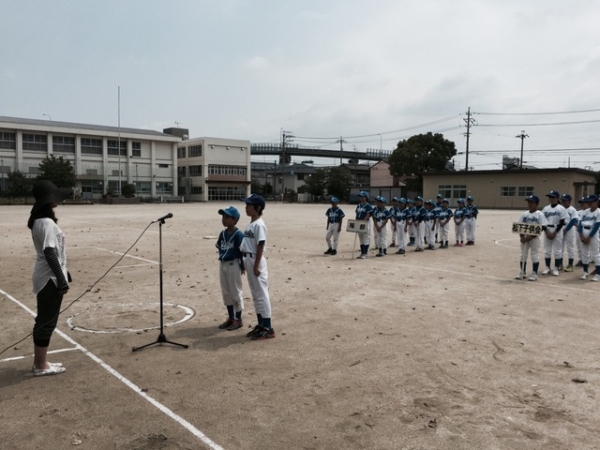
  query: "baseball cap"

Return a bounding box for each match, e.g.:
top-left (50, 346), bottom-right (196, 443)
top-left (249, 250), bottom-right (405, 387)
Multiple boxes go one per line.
top-left (457, 198), bottom-right (465, 204)
top-left (406, 199), bottom-right (414, 204)
top-left (578, 196), bottom-right (588, 204)
top-left (466, 195), bottom-right (474, 201)
top-left (218, 206), bottom-right (240, 220)
top-left (375, 195), bottom-right (386, 203)
top-left (525, 195), bottom-right (540, 203)
top-left (425, 199), bottom-right (434, 205)
top-left (546, 190), bottom-right (560, 198)
top-left (358, 190), bottom-right (369, 199)
top-left (415, 196), bottom-right (423, 202)
top-left (442, 198), bottom-right (449, 203)
top-left (398, 197), bottom-right (406, 203)
top-left (560, 193), bottom-right (572, 201)
top-left (436, 194), bottom-right (443, 199)
top-left (330, 197), bottom-right (339, 203)
top-left (586, 194), bottom-right (599, 202)
top-left (242, 193), bottom-right (266, 210)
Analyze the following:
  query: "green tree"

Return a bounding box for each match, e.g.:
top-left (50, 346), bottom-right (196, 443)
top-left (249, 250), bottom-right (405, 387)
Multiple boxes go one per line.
top-left (388, 132), bottom-right (457, 193)
top-left (7, 170), bottom-right (33, 197)
top-left (303, 168), bottom-right (328, 198)
top-left (38, 155), bottom-right (76, 188)
top-left (122, 183), bottom-right (136, 198)
top-left (326, 166), bottom-right (354, 200)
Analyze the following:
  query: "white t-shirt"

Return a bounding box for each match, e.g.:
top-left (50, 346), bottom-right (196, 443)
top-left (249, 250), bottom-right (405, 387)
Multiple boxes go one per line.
top-left (240, 217), bottom-right (267, 255)
top-left (32, 218), bottom-right (67, 294)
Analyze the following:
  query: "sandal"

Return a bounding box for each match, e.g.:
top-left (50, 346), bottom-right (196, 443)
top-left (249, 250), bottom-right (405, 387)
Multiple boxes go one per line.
top-left (33, 364), bottom-right (66, 377)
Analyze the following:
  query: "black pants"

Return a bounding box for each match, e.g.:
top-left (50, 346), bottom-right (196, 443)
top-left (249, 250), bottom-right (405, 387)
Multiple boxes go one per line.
top-left (33, 280), bottom-right (64, 347)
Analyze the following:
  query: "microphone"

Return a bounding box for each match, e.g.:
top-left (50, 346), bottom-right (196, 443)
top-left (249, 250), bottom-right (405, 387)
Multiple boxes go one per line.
top-left (155, 213), bottom-right (173, 222)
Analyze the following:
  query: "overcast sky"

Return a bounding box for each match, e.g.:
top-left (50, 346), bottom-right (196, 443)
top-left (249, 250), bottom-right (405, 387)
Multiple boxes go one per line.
top-left (2, 0), bottom-right (600, 170)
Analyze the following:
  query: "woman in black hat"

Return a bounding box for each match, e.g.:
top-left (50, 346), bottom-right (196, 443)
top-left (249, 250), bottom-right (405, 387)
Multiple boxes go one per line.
top-left (27, 180), bottom-right (72, 376)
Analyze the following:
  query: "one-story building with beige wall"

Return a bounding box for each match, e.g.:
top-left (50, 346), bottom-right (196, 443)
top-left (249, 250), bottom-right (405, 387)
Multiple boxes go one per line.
top-left (423, 168), bottom-right (597, 209)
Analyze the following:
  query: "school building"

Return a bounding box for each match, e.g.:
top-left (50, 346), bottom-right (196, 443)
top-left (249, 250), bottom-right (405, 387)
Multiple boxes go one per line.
top-left (423, 168), bottom-right (597, 208)
top-left (0, 115), bottom-right (251, 201)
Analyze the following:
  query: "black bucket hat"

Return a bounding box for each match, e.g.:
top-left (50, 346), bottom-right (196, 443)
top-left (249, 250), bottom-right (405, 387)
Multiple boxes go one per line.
top-left (30, 180), bottom-right (73, 215)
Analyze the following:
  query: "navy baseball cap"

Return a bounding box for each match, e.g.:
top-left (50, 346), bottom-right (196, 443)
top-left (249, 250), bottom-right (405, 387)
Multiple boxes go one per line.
top-left (218, 206), bottom-right (240, 220)
top-left (579, 196), bottom-right (588, 204)
top-left (466, 196), bottom-right (474, 201)
top-left (375, 195), bottom-right (386, 203)
top-left (442, 198), bottom-right (449, 204)
top-left (415, 196), bottom-right (423, 202)
top-left (546, 190), bottom-right (560, 198)
top-left (586, 194), bottom-right (599, 202)
top-left (436, 194), bottom-right (443, 199)
top-left (330, 197), bottom-right (339, 203)
top-left (242, 194), bottom-right (266, 209)
top-left (398, 197), bottom-right (406, 203)
top-left (425, 199), bottom-right (434, 205)
top-left (358, 191), bottom-right (369, 199)
top-left (406, 199), bottom-right (414, 204)
top-left (457, 198), bottom-right (465, 204)
top-left (560, 193), bottom-right (572, 201)
top-left (525, 195), bottom-right (540, 203)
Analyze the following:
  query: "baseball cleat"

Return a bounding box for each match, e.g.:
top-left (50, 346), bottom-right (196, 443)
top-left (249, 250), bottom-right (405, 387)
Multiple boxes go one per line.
top-left (592, 274), bottom-right (600, 282)
top-left (324, 248), bottom-right (333, 255)
top-left (330, 249), bottom-right (337, 255)
top-left (219, 318), bottom-right (234, 329)
top-left (564, 265), bottom-right (574, 272)
top-left (227, 319), bottom-right (243, 331)
top-left (541, 268), bottom-right (551, 275)
top-left (246, 324), bottom-right (262, 338)
top-left (551, 268), bottom-right (560, 276)
top-left (528, 273), bottom-right (538, 281)
top-left (515, 273), bottom-right (526, 280)
top-left (251, 327), bottom-right (275, 340)
top-left (580, 273), bottom-right (589, 280)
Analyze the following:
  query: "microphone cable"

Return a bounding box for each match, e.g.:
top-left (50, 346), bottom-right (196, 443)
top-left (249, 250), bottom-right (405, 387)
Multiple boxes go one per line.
top-left (0, 220), bottom-right (155, 358)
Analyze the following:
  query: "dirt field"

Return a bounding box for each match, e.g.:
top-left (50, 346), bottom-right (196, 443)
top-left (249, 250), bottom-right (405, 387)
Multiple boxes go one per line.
top-left (1, 202), bottom-right (599, 450)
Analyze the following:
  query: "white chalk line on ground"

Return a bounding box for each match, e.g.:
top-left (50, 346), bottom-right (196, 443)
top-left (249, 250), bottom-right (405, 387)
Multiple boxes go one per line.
top-left (0, 347), bottom-right (79, 364)
top-left (66, 303), bottom-right (195, 334)
top-left (71, 246), bottom-right (158, 265)
top-left (0, 287), bottom-right (224, 450)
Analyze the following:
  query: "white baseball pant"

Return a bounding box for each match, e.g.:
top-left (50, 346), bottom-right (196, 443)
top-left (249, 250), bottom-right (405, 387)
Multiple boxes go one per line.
top-left (544, 227), bottom-right (564, 259)
top-left (374, 221), bottom-right (387, 249)
top-left (439, 221), bottom-right (450, 243)
top-left (243, 255), bottom-right (271, 319)
top-left (580, 233), bottom-right (600, 266)
top-left (415, 221), bottom-right (425, 249)
top-left (325, 223), bottom-right (341, 250)
top-left (395, 221), bottom-right (407, 249)
top-left (466, 218), bottom-right (477, 242)
top-left (520, 237), bottom-right (541, 264)
top-left (563, 227), bottom-right (576, 260)
top-left (219, 260), bottom-right (244, 312)
top-left (455, 221), bottom-right (466, 244)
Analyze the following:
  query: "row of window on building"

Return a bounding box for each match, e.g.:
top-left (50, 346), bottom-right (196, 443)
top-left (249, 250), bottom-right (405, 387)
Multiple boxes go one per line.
top-left (177, 165), bottom-right (247, 177)
top-left (500, 186), bottom-right (534, 197)
top-left (175, 185), bottom-right (244, 201)
top-left (177, 145), bottom-right (202, 158)
top-left (0, 132), bottom-right (142, 157)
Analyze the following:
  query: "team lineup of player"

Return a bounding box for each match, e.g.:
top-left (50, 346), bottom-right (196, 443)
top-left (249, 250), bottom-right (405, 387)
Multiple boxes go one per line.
top-left (324, 191), bottom-right (479, 259)
top-left (516, 191), bottom-right (600, 282)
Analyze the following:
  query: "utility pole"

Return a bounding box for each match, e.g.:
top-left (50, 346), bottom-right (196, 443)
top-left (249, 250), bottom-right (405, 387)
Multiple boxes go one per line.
top-left (281, 130), bottom-right (294, 201)
top-left (463, 107), bottom-right (476, 171)
top-left (336, 136), bottom-right (347, 165)
top-left (516, 130), bottom-right (529, 169)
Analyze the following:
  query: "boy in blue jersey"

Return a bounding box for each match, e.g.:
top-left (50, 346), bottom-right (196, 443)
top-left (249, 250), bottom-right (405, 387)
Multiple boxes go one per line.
top-left (391, 197), bottom-right (408, 254)
top-left (324, 197), bottom-right (345, 256)
top-left (437, 199), bottom-right (453, 248)
top-left (413, 196), bottom-right (427, 252)
top-left (434, 194), bottom-right (443, 242)
top-left (465, 196), bottom-right (479, 245)
top-left (372, 196), bottom-right (391, 256)
top-left (423, 200), bottom-right (437, 250)
top-left (216, 206), bottom-right (245, 330)
top-left (560, 193), bottom-right (578, 272)
top-left (454, 199), bottom-right (467, 246)
top-left (406, 199), bottom-right (416, 246)
top-left (355, 191), bottom-right (374, 259)
top-left (577, 194), bottom-right (600, 281)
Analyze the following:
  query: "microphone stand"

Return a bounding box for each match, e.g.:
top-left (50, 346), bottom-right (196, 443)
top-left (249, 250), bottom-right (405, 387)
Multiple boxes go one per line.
top-left (133, 214), bottom-right (188, 352)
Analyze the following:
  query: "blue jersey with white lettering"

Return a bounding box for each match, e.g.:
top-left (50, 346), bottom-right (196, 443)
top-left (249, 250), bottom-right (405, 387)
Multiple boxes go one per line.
top-left (466, 205), bottom-right (479, 219)
top-left (216, 228), bottom-right (244, 262)
top-left (391, 206), bottom-right (407, 222)
top-left (355, 202), bottom-right (374, 220)
top-left (325, 207), bottom-right (345, 223)
top-left (372, 206), bottom-right (391, 223)
top-left (424, 208), bottom-right (437, 222)
top-left (404, 206), bottom-right (414, 222)
top-left (437, 207), bottom-right (453, 222)
top-left (454, 207), bottom-right (468, 221)
top-left (413, 206), bottom-right (427, 223)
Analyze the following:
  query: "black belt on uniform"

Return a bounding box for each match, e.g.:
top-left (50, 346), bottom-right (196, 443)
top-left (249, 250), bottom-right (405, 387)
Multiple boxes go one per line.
top-left (583, 226), bottom-right (592, 230)
top-left (243, 252), bottom-right (254, 257)
top-left (546, 224), bottom-right (555, 228)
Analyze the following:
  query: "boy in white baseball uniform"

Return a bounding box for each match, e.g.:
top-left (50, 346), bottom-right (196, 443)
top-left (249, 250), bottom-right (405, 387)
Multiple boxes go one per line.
top-left (437, 199), bottom-right (453, 249)
top-left (516, 195), bottom-right (548, 281)
top-left (324, 197), bottom-right (345, 256)
top-left (240, 194), bottom-right (274, 340)
top-left (216, 207), bottom-right (245, 331)
top-left (577, 194), bottom-right (600, 281)
top-left (453, 199), bottom-right (467, 247)
top-left (391, 197), bottom-right (408, 254)
top-left (560, 194), bottom-right (578, 272)
top-left (541, 190), bottom-right (568, 276)
top-left (355, 191), bottom-right (373, 259)
top-left (372, 196), bottom-right (391, 257)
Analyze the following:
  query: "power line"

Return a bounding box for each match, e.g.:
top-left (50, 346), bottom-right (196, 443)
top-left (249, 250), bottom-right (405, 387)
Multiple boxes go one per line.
top-left (477, 119), bottom-right (600, 127)
top-left (475, 108), bottom-right (600, 116)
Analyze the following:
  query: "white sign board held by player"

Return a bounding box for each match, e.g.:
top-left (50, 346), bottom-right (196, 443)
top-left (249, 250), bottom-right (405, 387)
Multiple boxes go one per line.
top-left (512, 222), bottom-right (543, 236)
top-left (346, 219), bottom-right (369, 234)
